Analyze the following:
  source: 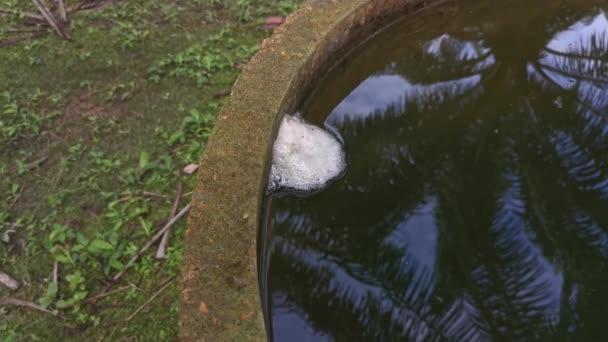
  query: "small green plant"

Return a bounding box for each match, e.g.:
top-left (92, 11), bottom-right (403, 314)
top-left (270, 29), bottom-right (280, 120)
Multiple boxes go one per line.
top-left (148, 32), bottom-right (260, 86)
top-left (0, 91), bottom-right (55, 146)
top-left (106, 81), bottom-right (136, 102)
top-left (148, 45), bottom-right (233, 85)
top-left (157, 106), bottom-right (217, 148)
top-left (236, 0), bottom-right (254, 21)
top-left (160, 4), bottom-right (179, 22)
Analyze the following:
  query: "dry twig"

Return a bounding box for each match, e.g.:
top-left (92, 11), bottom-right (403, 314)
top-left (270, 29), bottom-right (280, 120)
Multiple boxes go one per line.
top-left (25, 155), bottom-right (48, 171)
top-left (155, 181), bottom-right (182, 259)
top-left (57, 0), bottom-right (67, 23)
top-left (142, 191), bottom-right (167, 199)
top-left (0, 297), bottom-right (54, 314)
top-left (84, 285), bottom-right (133, 304)
top-left (112, 204), bottom-right (191, 282)
top-left (104, 278), bottom-right (173, 341)
top-left (3, 27), bottom-right (46, 33)
top-left (52, 261), bottom-right (58, 290)
top-left (126, 278), bottom-right (173, 321)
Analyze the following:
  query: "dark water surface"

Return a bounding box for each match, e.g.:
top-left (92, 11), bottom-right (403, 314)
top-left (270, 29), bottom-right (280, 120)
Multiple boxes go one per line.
top-left (262, 1), bottom-right (608, 340)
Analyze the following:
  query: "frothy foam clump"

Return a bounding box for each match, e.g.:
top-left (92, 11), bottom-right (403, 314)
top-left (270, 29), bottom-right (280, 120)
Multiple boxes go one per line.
top-left (269, 115), bottom-right (346, 192)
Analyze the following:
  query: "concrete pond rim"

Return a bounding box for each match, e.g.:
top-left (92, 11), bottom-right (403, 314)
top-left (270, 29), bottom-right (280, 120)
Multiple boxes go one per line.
top-left (179, 0), bottom-right (449, 340)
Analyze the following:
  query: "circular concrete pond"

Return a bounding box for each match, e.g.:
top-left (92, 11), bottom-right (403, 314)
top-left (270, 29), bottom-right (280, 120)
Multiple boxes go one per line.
top-left (179, 0), bottom-right (445, 340)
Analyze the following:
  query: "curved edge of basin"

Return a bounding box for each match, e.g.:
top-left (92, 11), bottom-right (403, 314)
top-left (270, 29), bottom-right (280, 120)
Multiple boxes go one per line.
top-left (179, 0), bottom-right (443, 340)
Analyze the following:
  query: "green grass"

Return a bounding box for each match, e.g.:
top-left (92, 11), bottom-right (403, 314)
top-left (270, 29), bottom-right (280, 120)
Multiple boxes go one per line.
top-left (0, 0), bottom-right (301, 340)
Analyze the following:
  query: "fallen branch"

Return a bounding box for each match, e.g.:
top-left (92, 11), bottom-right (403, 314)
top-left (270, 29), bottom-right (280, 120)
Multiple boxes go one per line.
top-left (155, 180), bottom-right (182, 259)
top-left (126, 278), bottom-right (173, 321)
top-left (110, 195), bottom-right (134, 206)
top-left (31, 0), bottom-right (69, 39)
top-left (57, 0), bottom-right (67, 23)
top-left (142, 191), bottom-right (167, 199)
top-left (0, 7), bottom-right (45, 21)
top-left (0, 271), bottom-right (20, 291)
top-left (104, 278), bottom-right (173, 341)
top-left (52, 261), bottom-right (58, 295)
top-left (109, 191), bottom-right (167, 207)
top-left (68, 0), bottom-right (119, 14)
top-left (84, 284), bottom-right (133, 304)
top-left (112, 203), bottom-right (191, 282)
top-left (0, 297), bottom-right (54, 314)
top-left (3, 27), bottom-right (46, 33)
top-left (25, 155), bottom-right (48, 171)
top-left (1, 0), bottom-right (121, 48)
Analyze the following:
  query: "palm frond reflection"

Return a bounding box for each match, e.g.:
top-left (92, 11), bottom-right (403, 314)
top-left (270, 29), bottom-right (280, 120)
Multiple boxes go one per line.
top-left (266, 6), bottom-right (608, 342)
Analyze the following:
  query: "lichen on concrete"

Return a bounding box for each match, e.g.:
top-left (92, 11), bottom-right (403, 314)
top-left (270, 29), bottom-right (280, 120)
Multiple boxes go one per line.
top-left (179, 0), bottom-right (445, 340)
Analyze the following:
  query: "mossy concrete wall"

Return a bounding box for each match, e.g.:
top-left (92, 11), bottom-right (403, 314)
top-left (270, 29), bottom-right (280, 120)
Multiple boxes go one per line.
top-left (179, 0), bottom-right (444, 340)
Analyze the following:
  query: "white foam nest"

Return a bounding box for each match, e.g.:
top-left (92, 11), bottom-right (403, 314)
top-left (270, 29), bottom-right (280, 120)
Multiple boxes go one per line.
top-left (269, 115), bottom-right (346, 192)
